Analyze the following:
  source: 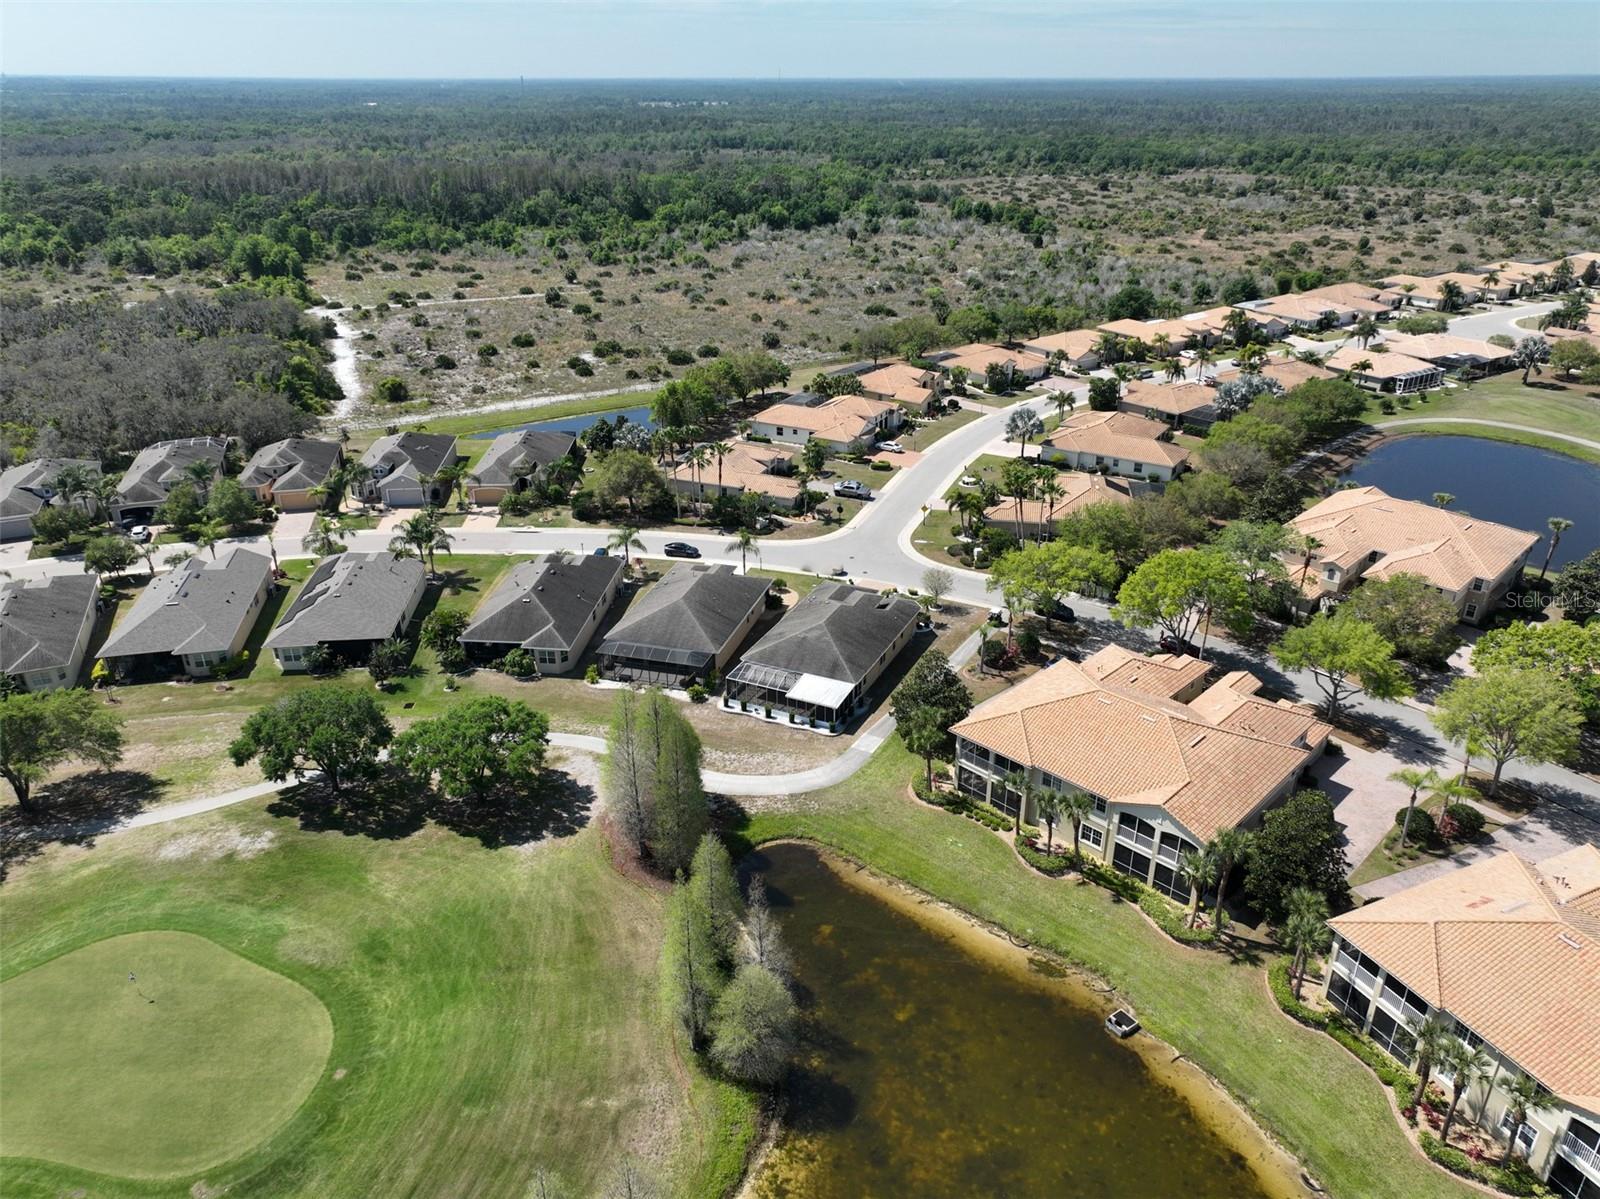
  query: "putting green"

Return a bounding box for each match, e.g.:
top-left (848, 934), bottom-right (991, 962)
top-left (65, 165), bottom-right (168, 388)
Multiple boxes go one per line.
top-left (0, 930), bottom-right (333, 1179)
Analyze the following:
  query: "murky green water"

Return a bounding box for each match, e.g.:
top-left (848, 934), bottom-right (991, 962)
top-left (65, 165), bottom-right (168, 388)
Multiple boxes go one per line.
top-left (751, 843), bottom-right (1298, 1199)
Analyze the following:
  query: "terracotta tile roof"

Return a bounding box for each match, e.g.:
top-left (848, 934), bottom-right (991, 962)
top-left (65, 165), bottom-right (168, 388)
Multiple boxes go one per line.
top-left (1329, 846), bottom-right (1600, 1109)
top-left (951, 648), bottom-right (1327, 842)
top-left (669, 441), bottom-right (799, 500)
top-left (1253, 294), bottom-right (1358, 324)
top-left (936, 344), bottom-right (1042, 376)
top-left (1080, 644), bottom-right (1211, 700)
top-left (1324, 345), bottom-right (1442, 379)
top-left (1119, 378), bottom-right (1216, 419)
top-left (858, 362), bottom-right (939, 406)
top-left (1289, 486), bottom-right (1539, 593)
top-left (1380, 333), bottom-right (1513, 368)
top-left (1043, 411), bottom-right (1191, 468)
top-left (1096, 318), bottom-right (1203, 346)
top-left (752, 394), bottom-right (896, 444)
top-left (981, 473), bottom-right (1133, 529)
top-left (1022, 329), bottom-right (1103, 360)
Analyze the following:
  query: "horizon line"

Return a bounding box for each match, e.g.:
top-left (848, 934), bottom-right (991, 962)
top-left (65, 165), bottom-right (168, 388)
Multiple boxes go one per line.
top-left (4, 72), bottom-right (1599, 85)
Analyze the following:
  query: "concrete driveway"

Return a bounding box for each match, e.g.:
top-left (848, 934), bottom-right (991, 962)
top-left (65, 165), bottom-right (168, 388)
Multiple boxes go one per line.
top-left (272, 510), bottom-right (317, 547)
top-left (1304, 742), bottom-right (1413, 870)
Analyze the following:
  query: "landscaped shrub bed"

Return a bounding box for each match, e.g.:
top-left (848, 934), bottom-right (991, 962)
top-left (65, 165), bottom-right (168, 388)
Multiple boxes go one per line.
top-left (911, 779), bottom-right (1013, 831)
top-left (1138, 892), bottom-right (1218, 946)
top-left (1418, 1133), bottom-right (1546, 1196)
top-left (1015, 837), bottom-right (1073, 876)
top-left (1269, 960), bottom-right (1417, 1099)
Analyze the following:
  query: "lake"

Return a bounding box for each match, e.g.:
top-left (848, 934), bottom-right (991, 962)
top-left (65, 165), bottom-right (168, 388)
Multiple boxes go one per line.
top-left (1339, 435), bottom-right (1598, 569)
top-left (466, 405), bottom-right (655, 440)
top-left (749, 843), bottom-right (1300, 1199)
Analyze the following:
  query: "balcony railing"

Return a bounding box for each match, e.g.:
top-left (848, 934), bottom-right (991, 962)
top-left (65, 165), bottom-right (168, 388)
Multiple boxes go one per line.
top-left (1560, 1129), bottom-right (1600, 1178)
top-left (1333, 950), bottom-right (1378, 995)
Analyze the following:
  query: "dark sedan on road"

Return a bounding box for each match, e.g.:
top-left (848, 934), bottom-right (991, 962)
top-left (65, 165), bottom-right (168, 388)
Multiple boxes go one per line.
top-left (663, 542), bottom-right (701, 559)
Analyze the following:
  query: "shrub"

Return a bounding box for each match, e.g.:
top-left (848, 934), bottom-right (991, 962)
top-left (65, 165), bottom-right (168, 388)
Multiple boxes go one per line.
top-left (665, 348), bottom-right (695, 366)
top-left (1140, 891), bottom-right (1218, 945)
top-left (687, 683), bottom-right (709, 703)
top-left (1015, 628), bottom-right (1042, 660)
top-left (500, 648), bottom-right (538, 678)
top-left (1396, 806), bottom-right (1437, 842)
top-left (584, 664), bottom-right (601, 685)
top-left (1379, 398), bottom-right (1396, 414)
top-left (980, 637), bottom-right (1010, 671)
top-left (1015, 837), bottom-right (1074, 877)
top-left (1442, 802), bottom-right (1485, 841)
top-left (870, 459), bottom-right (893, 471)
top-left (434, 353), bottom-right (458, 370)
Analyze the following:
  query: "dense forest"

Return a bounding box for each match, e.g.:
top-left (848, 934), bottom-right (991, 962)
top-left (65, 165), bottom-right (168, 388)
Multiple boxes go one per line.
top-left (4, 78), bottom-right (1598, 269)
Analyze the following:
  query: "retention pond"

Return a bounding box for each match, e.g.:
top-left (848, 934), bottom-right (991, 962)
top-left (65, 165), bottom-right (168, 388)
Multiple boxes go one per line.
top-left (749, 842), bottom-right (1305, 1199)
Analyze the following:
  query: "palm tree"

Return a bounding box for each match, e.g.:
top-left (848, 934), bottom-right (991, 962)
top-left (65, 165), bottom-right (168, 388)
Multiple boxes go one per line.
top-left (1354, 315), bottom-right (1379, 349)
top-left (1224, 309), bottom-right (1251, 347)
top-left (389, 511), bottom-right (437, 571)
top-left (1150, 332), bottom-right (1172, 359)
top-left (1294, 533), bottom-right (1324, 590)
top-left (302, 512), bottom-right (347, 558)
top-left (709, 441), bottom-right (733, 497)
top-left (726, 528), bottom-right (760, 574)
top-left (1036, 791), bottom-right (1065, 854)
top-left (1539, 517), bottom-right (1572, 580)
top-left (1409, 1015), bottom-right (1457, 1109)
top-left (1061, 790), bottom-right (1094, 863)
top-left (1390, 766), bottom-right (1440, 848)
top-left (1437, 279), bottom-right (1466, 314)
top-left (184, 458), bottom-right (217, 501)
top-left (1163, 356), bottom-right (1186, 384)
top-left (52, 463), bottom-right (97, 517)
top-left (1110, 362), bottom-right (1137, 397)
top-left (1236, 343), bottom-right (1268, 373)
top-left (1499, 1073), bottom-right (1556, 1165)
top-left (1054, 390), bottom-right (1071, 427)
top-left (1004, 408), bottom-right (1045, 458)
top-left (195, 517), bottom-right (227, 560)
top-left (1282, 887), bottom-right (1331, 999)
top-left (607, 525), bottom-right (645, 568)
top-left (1438, 1041), bottom-right (1493, 1145)
top-left (1034, 474), bottom-right (1065, 544)
top-left (1180, 845), bottom-right (1218, 929)
top-left (1426, 771), bottom-right (1480, 822)
top-left (686, 445), bottom-right (711, 520)
top-left (1344, 358), bottom-right (1374, 381)
top-left (1208, 828), bottom-right (1253, 934)
top-left (425, 521), bottom-right (453, 575)
top-left (1193, 345), bottom-right (1215, 383)
top-left (1432, 492), bottom-right (1455, 509)
top-left (90, 475), bottom-right (122, 524)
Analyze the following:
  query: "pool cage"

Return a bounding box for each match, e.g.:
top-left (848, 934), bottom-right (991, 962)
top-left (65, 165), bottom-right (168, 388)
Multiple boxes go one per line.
top-left (595, 639), bottom-right (714, 688)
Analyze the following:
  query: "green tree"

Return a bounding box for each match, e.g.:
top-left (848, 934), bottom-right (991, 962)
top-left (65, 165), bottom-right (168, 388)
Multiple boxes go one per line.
top-left (1180, 844), bottom-right (1218, 929)
top-left (891, 649), bottom-right (973, 777)
top-left (709, 963), bottom-right (797, 1087)
top-left (689, 833), bottom-right (744, 966)
top-left (1389, 766), bottom-right (1439, 848)
top-left (1207, 827), bottom-right (1254, 933)
top-left (1432, 667), bottom-right (1583, 795)
top-left (1272, 612), bottom-right (1412, 719)
top-left (1059, 789), bottom-right (1093, 864)
top-left (1282, 887), bottom-right (1331, 1000)
top-left (0, 689), bottom-right (125, 812)
top-left (1512, 335), bottom-right (1550, 384)
top-left (1113, 548), bottom-right (1254, 652)
top-left (1056, 499), bottom-right (1147, 579)
top-left (652, 704), bottom-right (709, 876)
top-left (366, 636), bottom-right (411, 686)
top-left (1243, 790), bottom-right (1350, 921)
top-left (376, 376), bottom-right (412, 404)
top-left (901, 708), bottom-right (948, 792)
top-left (1557, 548), bottom-right (1600, 624)
top-left (203, 476), bottom-right (259, 530)
top-left (1438, 1041), bottom-right (1494, 1144)
top-left (1001, 769), bottom-right (1035, 834)
top-left (662, 879), bottom-right (724, 1048)
top-left (1409, 1015), bottom-right (1456, 1109)
top-left (391, 696), bottom-right (549, 800)
top-left (82, 534), bottom-right (139, 579)
top-left (302, 512), bottom-right (347, 558)
top-left (1086, 376), bottom-right (1120, 411)
top-left (1342, 573), bottom-right (1462, 666)
top-left (228, 687), bottom-right (391, 795)
top-left (582, 450), bottom-right (671, 518)
top-left (1472, 620), bottom-right (1600, 720)
top-left (1003, 408), bottom-right (1045, 457)
top-left (1499, 1072), bottom-right (1557, 1165)
top-left (420, 607), bottom-right (469, 654)
top-left (726, 528), bottom-right (760, 573)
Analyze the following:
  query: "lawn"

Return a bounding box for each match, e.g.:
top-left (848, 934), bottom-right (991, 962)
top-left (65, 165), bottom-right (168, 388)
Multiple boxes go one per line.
top-left (1362, 375), bottom-right (1600, 462)
top-left (0, 930), bottom-right (332, 1179)
top-left (735, 740), bottom-right (1476, 1199)
top-left (1, 804), bottom-right (756, 1199)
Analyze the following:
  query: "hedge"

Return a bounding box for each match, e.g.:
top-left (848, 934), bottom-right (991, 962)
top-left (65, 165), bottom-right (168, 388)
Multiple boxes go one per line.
top-left (1268, 960), bottom-right (1417, 1098)
top-left (1418, 1133), bottom-right (1547, 1197)
top-left (1015, 839), bottom-right (1074, 877)
top-left (1139, 891), bottom-right (1218, 946)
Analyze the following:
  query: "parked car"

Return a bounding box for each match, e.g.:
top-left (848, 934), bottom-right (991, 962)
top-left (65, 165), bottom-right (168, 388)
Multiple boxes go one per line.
top-left (127, 525), bottom-right (152, 544)
top-left (833, 480), bottom-right (872, 500)
top-left (1033, 599), bottom-right (1076, 623)
top-left (591, 546), bottom-right (609, 556)
top-left (959, 474), bottom-right (980, 487)
top-left (1135, 368), bottom-right (1155, 380)
top-left (1158, 633), bottom-right (1197, 656)
top-left (876, 440), bottom-right (904, 454)
top-left (663, 542), bottom-right (701, 559)
top-left (987, 609), bottom-right (1009, 627)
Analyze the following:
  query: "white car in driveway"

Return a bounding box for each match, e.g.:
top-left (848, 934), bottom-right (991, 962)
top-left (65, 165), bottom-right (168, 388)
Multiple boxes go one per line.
top-left (876, 440), bottom-right (904, 454)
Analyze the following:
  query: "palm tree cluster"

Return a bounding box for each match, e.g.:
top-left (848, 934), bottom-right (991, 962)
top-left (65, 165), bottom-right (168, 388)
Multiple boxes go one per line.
top-left (387, 507), bottom-right (454, 575)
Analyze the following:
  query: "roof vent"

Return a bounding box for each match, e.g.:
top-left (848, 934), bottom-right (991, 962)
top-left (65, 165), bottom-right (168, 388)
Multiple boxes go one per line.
top-left (1188, 733), bottom-right (1206, 748)
top-left (1557, 932), bottom-right (1583, 951)
top-left (1139, 713), bottom-right (1158, 723)
top-left (1501, 899), bottom-right (1530, 915)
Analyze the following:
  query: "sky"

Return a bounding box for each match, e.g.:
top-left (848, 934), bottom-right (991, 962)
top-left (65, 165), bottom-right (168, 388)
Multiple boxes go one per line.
top-left (2, 0), bottom-right (1597, 81)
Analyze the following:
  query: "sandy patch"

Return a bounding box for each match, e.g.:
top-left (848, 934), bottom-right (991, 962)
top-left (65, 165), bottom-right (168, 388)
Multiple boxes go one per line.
top-left (155, 827), bottom-right (277, 862)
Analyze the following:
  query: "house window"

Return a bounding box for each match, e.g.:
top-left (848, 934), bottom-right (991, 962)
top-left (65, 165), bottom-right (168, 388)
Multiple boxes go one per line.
top-left (1452, 1019), bottom-right (1483, 1051)
top-left (1112, 841), bottom-right (1151, 882)
top-left (1116, 813), bottom-right (1156, 853)
top-left (992, 783), bottom-right (1021, 820)
top-left (1369, 1008), bottom-right (1417, 1061)
top-left (1464, 604), bottom-right (1478, 620)
top-left (956, 767), bottom-right (988, 802)
top-left (1151, 861), bottom-right (1190, 903)
top-left (1080, 823), bottom-right (1104, 850)
top-left (1324, 567), bottom-right (1338, 581)
top-left (1471, 578), bottom-right (1484, 592)
top-left (1379, 976), bottom-right (1430, 1029)
top-left (1092, 795), bottom-right (1107, 815)
top-left (1497, 1109), bottom-right (1537, 1157)
top-left (1328, 971), bottom-right (1371, 1024)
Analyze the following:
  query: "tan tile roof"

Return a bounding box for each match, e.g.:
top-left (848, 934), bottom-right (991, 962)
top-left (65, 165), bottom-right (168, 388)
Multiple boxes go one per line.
top-left (1256, 358), bottom-right (1339, 389)
top-left (1254, 294), bottom-right (1358, 323)
top-left (1022, 329), bottom-right (1104, 361)
top-left (1301, 281), bottom-right (1397, 309)
top-left (1380, 332), bottom-right (1511, 363)
top-left (1080, 644), bottom-right (1212, 700)
top-left (1042, 411), bottom-right (1191, 468)
top-left (1324, 345), bottom-right (1442, 379)
top-left (1289, 486), bottom-right (1539, 593)
top-left (752, 394), bottom-right (896, 444)
top-left (1097, 318), bottom-right (1200, 346)
top-left (669, 441), bottom-right (799, 500)
top-left (937, 344), bottom-right (1041, 376)
top-left (951, 648), bottom-right (1328, 841)
top-left (1329, 846), bottom-right (1600, 1109)
top-left (980, 473), bottom-right (1132, 528)
top-left (859, 362), bottom-right (939, 406)
top-left (1119, 379), bottom-right (1216, 419)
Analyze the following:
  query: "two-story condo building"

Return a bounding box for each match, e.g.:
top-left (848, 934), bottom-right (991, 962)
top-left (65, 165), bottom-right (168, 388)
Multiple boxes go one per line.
top-left (951, 646), bottom-right (1329, 899)
top-left (1325, 847), bottom-right (1600, 1197)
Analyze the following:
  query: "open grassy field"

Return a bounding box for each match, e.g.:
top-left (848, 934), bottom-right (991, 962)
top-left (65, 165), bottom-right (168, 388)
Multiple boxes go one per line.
top-left (735, 740), bottom-right (1476, 1199)
top-left (1362, 375), bottom-right (1600, 462)
top-left (1, 799), bottom-right (756, 1199)
top-left (1, 930), bottom-right (332, 1179)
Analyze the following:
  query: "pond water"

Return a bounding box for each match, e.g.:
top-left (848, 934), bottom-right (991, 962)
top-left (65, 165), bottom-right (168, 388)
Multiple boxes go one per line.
top-left (750, 843), bottom-right (1300, 1199)
top-left (1339, 435), bottom-right (1599, 569)
top-left (466, 405), bottom-right (655, 440)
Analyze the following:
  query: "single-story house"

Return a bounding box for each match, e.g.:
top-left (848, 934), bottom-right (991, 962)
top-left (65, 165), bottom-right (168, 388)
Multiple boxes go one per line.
top-left (264, 551), bottom-right (427, 671)
top-left (466, 429), bottom-right (581, 506)
top-left (1324, 846), bottom-right (1600, 1194)
top-left (0, 573), bottom-right (100, 692)
top-left (111, 437), bottom-right (229, 525)
top-left (1287, 485), bottom-right (1539, 625)
top-left (1249, 294), bottom-right (1361, 329)
top-left (0, 458), bottom-right (101, 541)
top-left (97, 548), bottom-right (273, 679)
top-left (1299, 281), bottom-right (1403, 316)
top-left (931, 343), bottom-right (1048, 387)
top-left (237, 438), bottom-right (343, 511)
top-left (1254, 358), bottom-right (1340, 390)
top-left (1189, 306), bottom-right (1292, 341)
top-left (1324, 345), bottom-right (1444, 393)
top-left (1379, 332), bottom-right (1513, 373)
top-left (1378, 273), bottom-right (1484, 310)
top-left (1039, 410), bottom-right (1191, 481)
top-left (668, 440), bottom-right (800, 507)
top-left (952, 644), bottom-right (1329, 897)
top-left (1021, 329), bottom-right (1104, 371)
top-left (981, 473), bottom-right (1135, 539)
top-left (596, 564), bottom-right (770, 687)
top-left (1096, 318), bottom-right (1207, 353)
top-left (858, 362), bottom-right (942, 414)
top-left (748, 394), bottom-right (901, 453)
top-left (356, 432), bottom-right (461, 508)
top-left (459, 553), bottom-right (624, 674)
top-left (723, 583), bottom-right (920, 732)
top-left (1117, 379), bottom-right (1218, 428)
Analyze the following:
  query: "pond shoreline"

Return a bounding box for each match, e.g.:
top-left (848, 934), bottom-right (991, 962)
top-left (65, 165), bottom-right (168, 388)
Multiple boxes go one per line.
top-left (739, 837), bottom-right (1313, 1199)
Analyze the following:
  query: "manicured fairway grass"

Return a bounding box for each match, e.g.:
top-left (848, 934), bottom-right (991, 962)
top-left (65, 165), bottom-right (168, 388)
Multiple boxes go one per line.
top-left (1, 931), bottom-right (332, 1179)
top-left (737, 740), bottom-right (1476, 1199)
top-left (1, 807), bottom-right (755, 1198)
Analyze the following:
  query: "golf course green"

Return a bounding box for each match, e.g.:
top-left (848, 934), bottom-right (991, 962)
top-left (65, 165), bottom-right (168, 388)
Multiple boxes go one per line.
top-left (0, 930), bottom-right (333, 1179)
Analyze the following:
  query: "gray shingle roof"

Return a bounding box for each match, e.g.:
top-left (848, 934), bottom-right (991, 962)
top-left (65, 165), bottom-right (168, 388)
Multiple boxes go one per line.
top-left (238, 438), bottom-right (342, 493)
top-left (264, 552), bottom-right (425, 650)
top-left (735, 583), bottom-right (918, 686)
top-left (0, 574), bottom-right (98, 676)
top-left (471, 430), bottom-right (579, 489)
top-left (115, 438), bottom-right (228, 507)
top-left (358, 433), bottom-right (459, 490)
top-left (461, 554), bottom-right (623, 650)
top-left (0, 459), bottom-right (101, 521)
top-left (98, 548), bottom-right (271, 659)
top-left (598, 564), bottom-right (770, 660)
